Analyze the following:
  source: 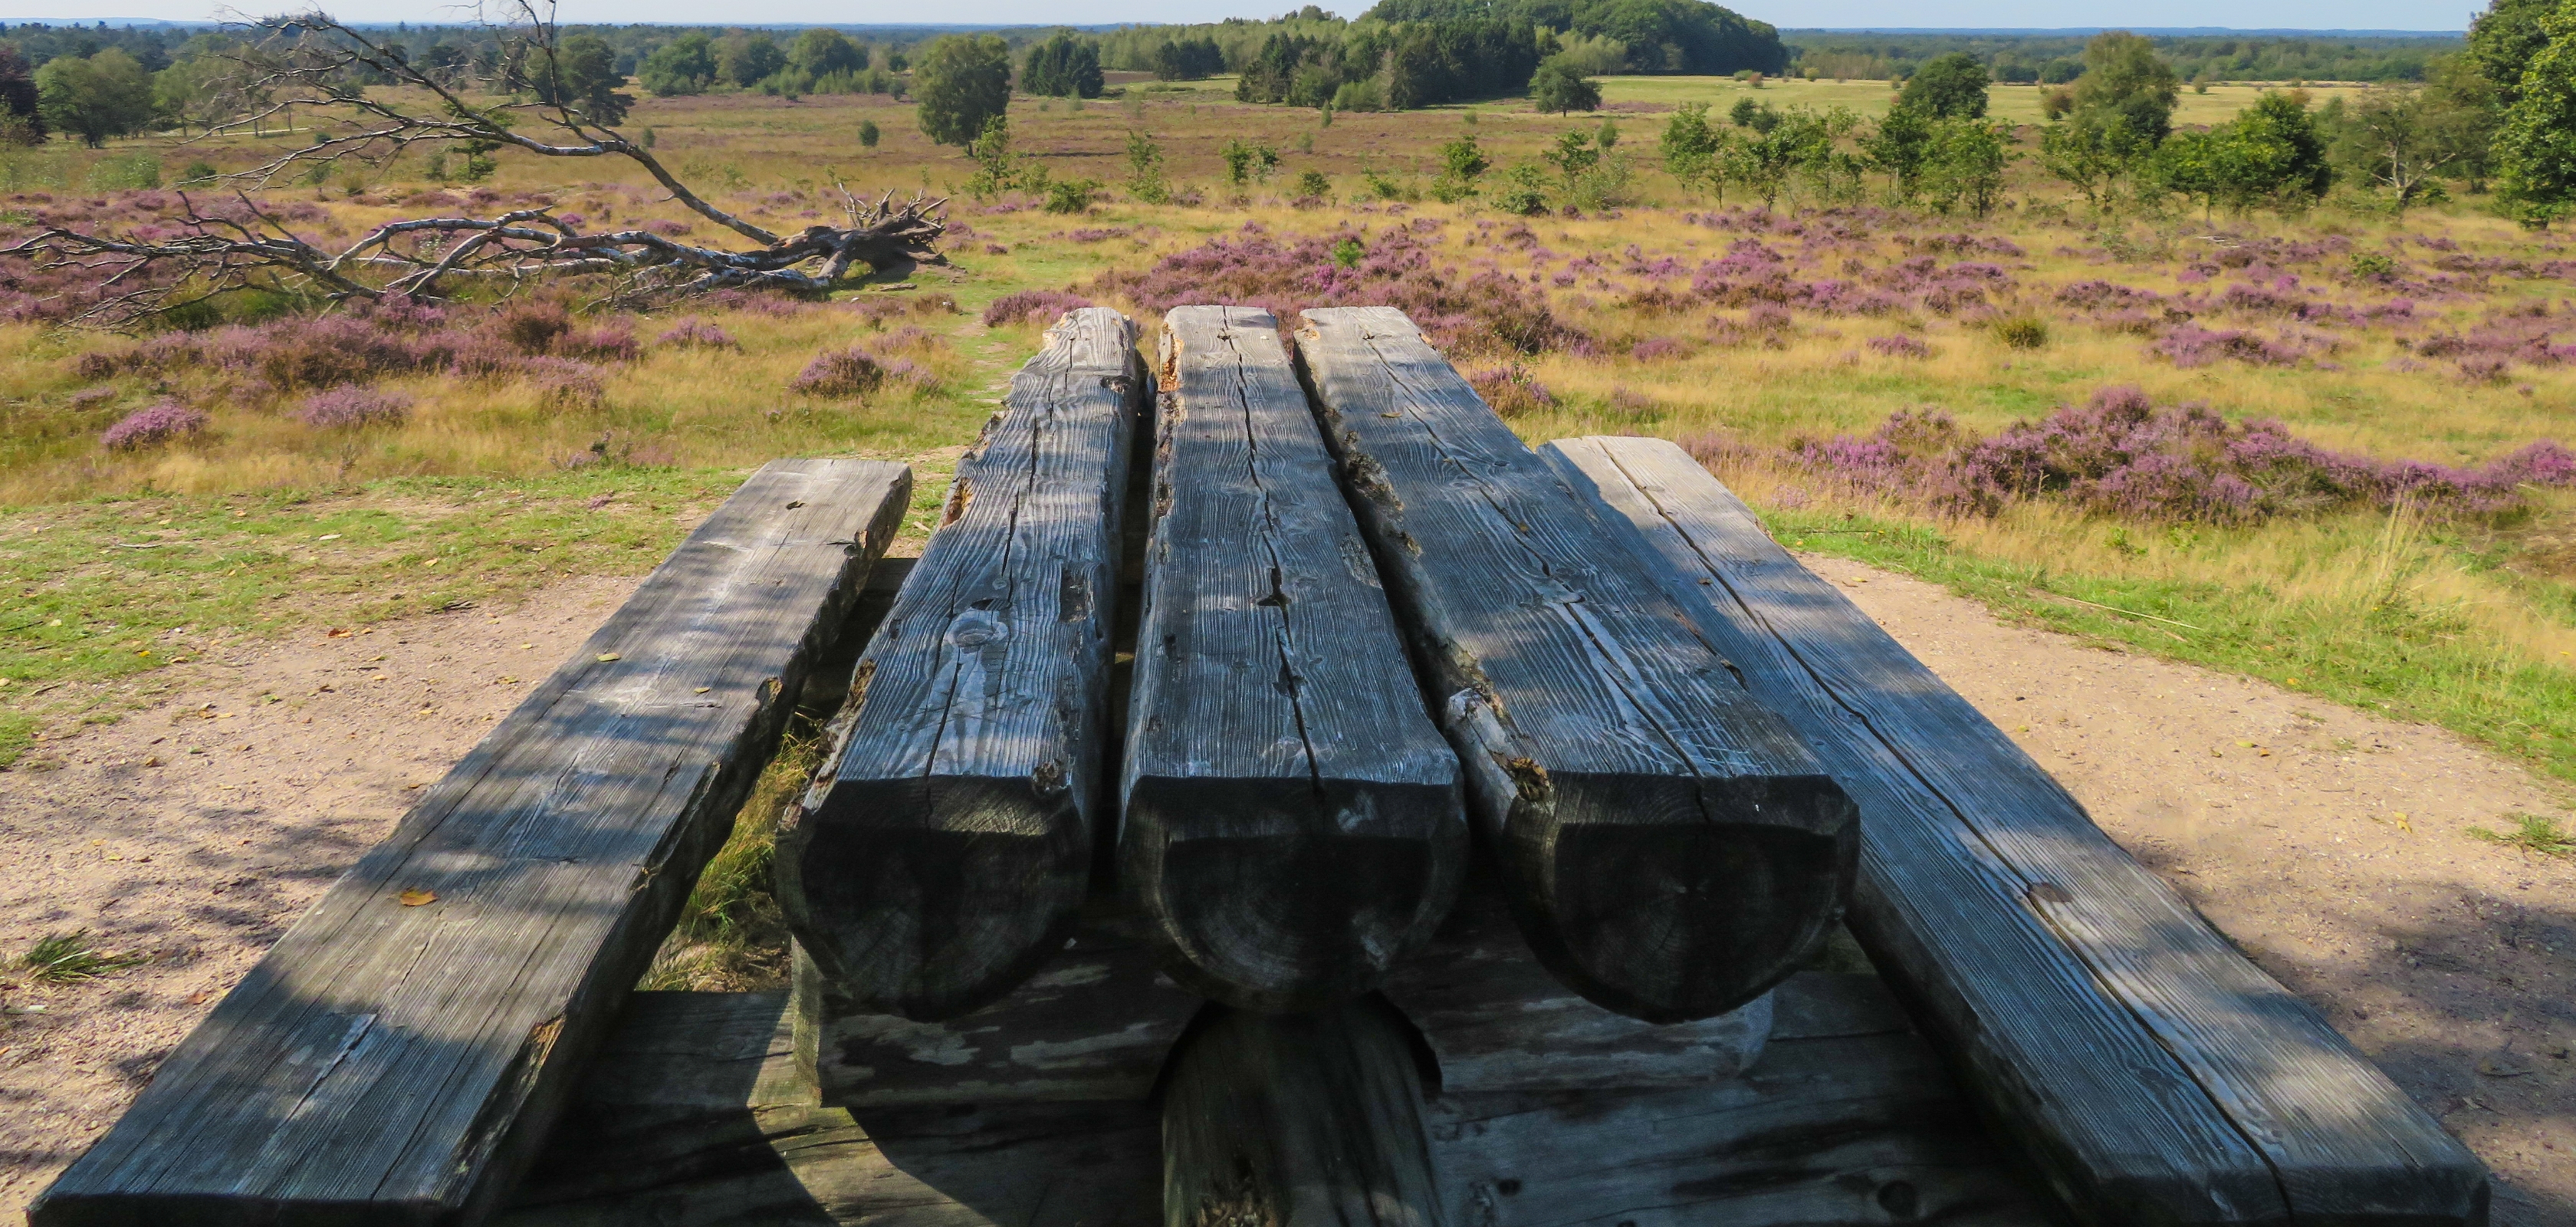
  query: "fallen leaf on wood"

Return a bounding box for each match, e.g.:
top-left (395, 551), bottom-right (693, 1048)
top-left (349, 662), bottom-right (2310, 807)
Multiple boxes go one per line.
top-left (596, 653), bottom-right (620, 663)
top-left (397, 889), bottom-right (437, 906)
top-left (326, 627), bottom-right (351, 638)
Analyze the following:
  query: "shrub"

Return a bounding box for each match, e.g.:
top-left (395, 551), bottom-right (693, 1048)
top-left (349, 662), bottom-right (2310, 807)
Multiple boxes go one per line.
top-left (1991, 314), bottom-right (2049, 349)
top-left (656, 317), bottom-right (739, 348)
top-left (520, 357), bottom-right (608, 407)
top-left (1043, 178), bottom-right (1102, 214)
top-left (297, 385), bottom-right (412, 429)
top-left (495, 299), bottom-right (575, 354)
top-left (1867, 334), bottom-right (1932, 358)
top-left (1466, 364), bottom-right (1554, 417)
top-left (1777, 385), bottom-right (2576, 524)
top-left (101, 400), bottom-right (206, 451)
top-left (1630, 337), bottom-right (1690, 361)
top-left (791, 347), bottom-right (888, 396)
top-left (556, 325), bottom-right (639, 362)
top-left (981, 288), bottom-right (1092, 327)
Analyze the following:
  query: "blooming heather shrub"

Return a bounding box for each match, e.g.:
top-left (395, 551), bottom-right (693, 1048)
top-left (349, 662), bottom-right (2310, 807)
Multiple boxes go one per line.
top-left (981, 290), bottom-right (1093, 328)
top-left (215, 315), bottom-right (445, 391)
top-left (556, 325), bottom-right (639, 362)
top-left (298, 385), bottom-right (412, 429)
top-left (496, 301), bottom-right (575, 354)
top-left (520, 357), bottom-right (607, 407)
top-left (881, 358), bottom-right (941, 393)
top-left (1466, 365), bottom-right (1553, 417)
top-left (656, 318), bottom-right (738, 348)
top-left (1608, 387), bottom-right (1658, 415)
top-left (1780, 386), bottom-right (2576, 523)
top-left (1089, 230), bottom-right (1582, 356)
top-left (792, 347), bottom-right (888, 397)
top-left (1867, 334), bottom-right (1931, 358)
top-left (101, 400), bottom-right (207, 451)
top-left (1630, 337), bottom-right (1689, 362)
top-left (2153, 326), bottom-right (2310, 368)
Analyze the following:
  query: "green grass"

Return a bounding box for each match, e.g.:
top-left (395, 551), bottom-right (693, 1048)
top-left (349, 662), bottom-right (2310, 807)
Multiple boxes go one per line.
top-left (21, 930), bottom-right (150, 982)
top-left (2467, 812), bottom-right (2576, 857)
top-left (1762, 505), bottom-right (2576, 786)
top-left (0, 465), bottom-right (751, 764)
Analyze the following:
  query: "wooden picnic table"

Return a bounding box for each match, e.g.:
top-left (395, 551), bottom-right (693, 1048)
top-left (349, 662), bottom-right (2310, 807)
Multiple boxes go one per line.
top-left (34, 307), bottom-right (2487, 1227)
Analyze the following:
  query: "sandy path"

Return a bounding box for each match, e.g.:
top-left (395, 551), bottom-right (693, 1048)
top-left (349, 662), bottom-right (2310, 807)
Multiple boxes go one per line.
top-left (2, 559), bottom-right (2569, 1222)
top-left (0, 576), bottom-right (642, 1218)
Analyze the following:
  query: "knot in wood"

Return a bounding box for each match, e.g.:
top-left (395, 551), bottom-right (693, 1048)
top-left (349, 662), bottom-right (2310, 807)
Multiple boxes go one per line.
top-left (946, 609), bottom-right (1008, 650)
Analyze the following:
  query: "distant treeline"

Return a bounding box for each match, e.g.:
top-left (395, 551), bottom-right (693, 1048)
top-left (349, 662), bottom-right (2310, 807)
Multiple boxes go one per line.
top-left (1783, 31), bottom-right (2462, 84)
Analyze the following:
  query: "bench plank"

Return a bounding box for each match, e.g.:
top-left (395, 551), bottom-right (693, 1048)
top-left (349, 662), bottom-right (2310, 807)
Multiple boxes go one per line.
top-left (33, 459), bottom-right (913, 1227)
top-left (1123, 305), bottom-right (1465, 1012)
top-left (1290, 306), bottom-right (1854, 1024)
top-left (779, 308), bottom-right (1145, 1022)
top-left (1543, 434), bottom-right (2489, 1227)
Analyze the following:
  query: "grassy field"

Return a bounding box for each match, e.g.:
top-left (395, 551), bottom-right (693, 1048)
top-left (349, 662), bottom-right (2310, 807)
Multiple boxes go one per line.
top-left (3, 78), bottom-right (2571, 807)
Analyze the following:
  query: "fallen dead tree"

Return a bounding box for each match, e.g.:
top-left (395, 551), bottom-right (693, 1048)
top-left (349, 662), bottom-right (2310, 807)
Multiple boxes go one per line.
top-left (0, 4), bottom-right (945, 325)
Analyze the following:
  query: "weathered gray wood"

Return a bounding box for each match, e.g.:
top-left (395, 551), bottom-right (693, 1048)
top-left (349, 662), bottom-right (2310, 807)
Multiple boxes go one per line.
top-left (33, 460), bottom-right (914, 1227)
top-left (1543, 434), bottom-right (2492, 1227)
top-left (1378, 882), bottom-right (1771, 1093)
top-left (809, 923), bottom-right (1199, 1107)
top-left (1429, 1030), bottom-right (2056, 1226)
top-left (1162, 998), bottom-right (1446, 1227)
top-left (1123, 306), bottom-right (1467, 1013)
top-left (1289, 306), bottom-right (1855, 1024)
top-left (780, 307), bottom-right (1146, 1022)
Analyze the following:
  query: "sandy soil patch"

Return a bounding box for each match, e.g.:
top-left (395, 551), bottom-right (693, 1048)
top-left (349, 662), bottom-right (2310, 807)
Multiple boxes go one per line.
top-left (0, 576), bottom-right (641, 1217)
top-left (1, 558), bottom-right (2568, 1222)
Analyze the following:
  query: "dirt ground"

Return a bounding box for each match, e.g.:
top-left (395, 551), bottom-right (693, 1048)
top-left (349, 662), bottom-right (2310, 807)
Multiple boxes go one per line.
top-left (2, 558), bottom-right (2570, 1223)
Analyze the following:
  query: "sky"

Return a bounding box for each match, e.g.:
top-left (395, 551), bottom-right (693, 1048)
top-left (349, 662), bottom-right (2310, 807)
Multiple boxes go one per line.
top-left (0, 0), bottom-right (2479, 32)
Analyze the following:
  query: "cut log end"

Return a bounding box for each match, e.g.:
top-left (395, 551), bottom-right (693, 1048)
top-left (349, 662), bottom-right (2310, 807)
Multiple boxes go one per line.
top-left (1160, 998), bottom-right (1444, 1227)
top-left (1506, 774), bottom-right (1858, 1024)
top-left (1125, 780), bottom-right (1467, 1015)
top-left (781, 781), bottom-right (1089, 1021)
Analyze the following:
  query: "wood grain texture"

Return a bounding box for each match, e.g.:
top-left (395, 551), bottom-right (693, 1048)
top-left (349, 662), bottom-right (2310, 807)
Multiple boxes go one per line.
top-left (1378, 882), bottom-right (1771, 1094)
top-left (33, 460), bottom-right (914, 1227)
top-left (1543, 434), bottom-right (2490, 1227)
top-left (1290, 306), bottom-right (1855, 1024)
top-left (1124, 306), bottom-right (1467, 1013)
top-left (780, 307), bottom-right (1146, 1022)
top-left (810, 923), bottom-right (1199, 1107)
top-left (1162, 998), bottom-right (1447, 1227)
top-left (1429, 1030), bottom-right (2056, 1227)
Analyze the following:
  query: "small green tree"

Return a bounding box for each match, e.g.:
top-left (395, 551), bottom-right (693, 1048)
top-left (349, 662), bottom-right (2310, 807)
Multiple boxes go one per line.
top-left (34, 49), bottom-right (154, 148)
top-left (1659, 100), bottom-right (1724, 195)
top-left (859, 118), bottom-right (881, 147)
top-left (1919, 117), bottom-right (2010, 215)
top-left (790, 28), bottom-right (868, 80)
top-left (2040, 110), bottom-right (2155, 207)
top-left (1022, 33), bottom-right (1104, 100)
top-left (1863, 103), bottom-right (1934, 200)
top-left (2330, 84), bottom-right (2486, 211)
top-left (1493, 161), bottom-right (1552, 214)
top-left (1529, 61), bottom-right (1602, 114)
top-left (532, 34), bottom-right (631, 125)
top-left (1897, 51), bottom-right (1990, 120)
top-left (1730, 96), bottom-right (1779, 132)
top-left (1125, 128), bottom-right (1169, 202)
top-left (2499, 0), bottom-right (2576, 222)
top-left (1543, 127), bottom-right (1601, 191)
top-left (914, 34), bottom-right (1014, 146)
top-left (639, 32), bottom-right (717, 97)
top-left (964, 114), bottom-right (1044, 199)
top-left (2156, 91), bottom-right (2332, 216)
top-left (2068, 31), bottom-right (2180, 144)
top-left (715, 32), bottom-right (785, 89)
top-left (1431, 130), bottom-right (1487, 201)
top-left (1220, 138), bottom-right (1279, 186)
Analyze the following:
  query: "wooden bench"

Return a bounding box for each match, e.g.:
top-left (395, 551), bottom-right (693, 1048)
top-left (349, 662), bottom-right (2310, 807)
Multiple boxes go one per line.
top-left (1545, 434), bottom-right (2489, 1227)
top-left (31, 459), bottom-right (912, 1227)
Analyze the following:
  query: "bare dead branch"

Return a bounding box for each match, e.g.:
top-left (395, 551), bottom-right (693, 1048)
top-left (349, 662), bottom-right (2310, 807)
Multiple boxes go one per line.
top-left (2, 1), bottom-right (947, 324)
